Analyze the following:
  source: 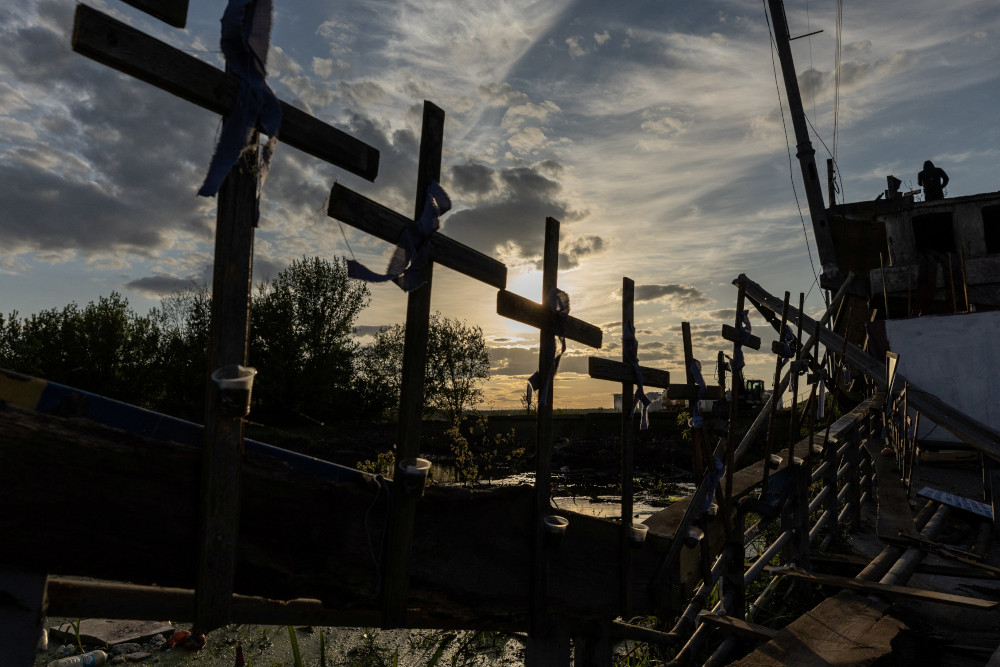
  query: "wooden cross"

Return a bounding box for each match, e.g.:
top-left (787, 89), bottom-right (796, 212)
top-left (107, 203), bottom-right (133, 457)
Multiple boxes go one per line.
top-left (495, 217), bottom-right (602, 665)
top-left (586, 277), bottom-right (670, 618)
top-left (666, 323), bottom-right (724, 476)
top-left (328, 102), bottom-right (507, 628)
top-left (71, 3), bottom-right (381, 634)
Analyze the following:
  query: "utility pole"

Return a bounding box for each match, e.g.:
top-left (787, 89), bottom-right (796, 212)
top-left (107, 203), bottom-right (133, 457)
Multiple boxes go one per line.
top-left (767, 0), bottom-right (841, 290)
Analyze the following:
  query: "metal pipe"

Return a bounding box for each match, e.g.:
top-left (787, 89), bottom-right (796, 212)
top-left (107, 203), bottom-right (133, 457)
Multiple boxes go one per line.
top-left (744, 530), bottom-right (792, 587)
top-left (837, 501), bottom-right (853, 524)
top-left (809, 510), bottom-right (832, 542)
top-left (837, 481), bottom-right (852, 504)
top-left (880, 505), bottom-right (950, 586)
top-left (809, 485), bottom-right (832, 514)
top-left (702, 635), bottom-right (740, 667)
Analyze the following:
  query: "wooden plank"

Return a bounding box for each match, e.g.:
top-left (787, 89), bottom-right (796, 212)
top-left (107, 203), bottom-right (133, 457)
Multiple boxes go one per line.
top-left (665, 384), bottom-right (725, 401)
top-left (328, 183), bottom-right (506, 289)
top-left (72, 5), bottom-right (379, 181)
top-left (863, 439), bottom-right (917, 541)
top-left (699, 612), bottom-right (777, 640)
top-left (773, 568), bottom-right (998, 609)
top-left (496, 290), bottom-right (603, 349)
top-left (721, 324), bottom-right (762, 350)
top-left (588, 357), bottom-right (670, 388)
top-left (120, 0), bottom-right (189, 28)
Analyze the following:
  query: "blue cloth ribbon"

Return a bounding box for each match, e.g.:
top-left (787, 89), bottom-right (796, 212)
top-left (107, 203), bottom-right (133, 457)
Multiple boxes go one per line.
top-left (527, 288), bottom-right (570, 407)
top-left (347, 182), bottom-right (451, 292)
top-left (699, 456), bottom-right (726, 517)
top-left (198, 0), bottom-right (282, 205)
top-left (687, 357), bottom-right (707, 427)
top-left (623, 319), bottom-right (651, 429)
top-left (779, 324), bottom-right (795, 359)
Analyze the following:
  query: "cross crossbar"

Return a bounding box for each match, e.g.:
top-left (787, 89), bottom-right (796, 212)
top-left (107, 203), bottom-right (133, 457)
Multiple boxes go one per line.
top-left (120, 0), bottom-right (189, 28)
top-left (588, 357), bottom-right (670, 388)
top-left (496, 290), bottom-right (603, 349)
top-left (72, 5), bottom-right (379, 181)
top-left (721, 324), bottom-right (761, 350)
top-left (328, 183), bottom-right (506, 289)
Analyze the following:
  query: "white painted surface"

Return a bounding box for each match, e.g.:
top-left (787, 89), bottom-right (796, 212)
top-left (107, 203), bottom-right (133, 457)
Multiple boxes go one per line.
top-left (885, 310), bottom-right (1000, 443)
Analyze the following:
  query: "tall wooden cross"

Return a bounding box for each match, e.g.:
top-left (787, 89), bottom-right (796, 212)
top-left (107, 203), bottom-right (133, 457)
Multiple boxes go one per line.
top-left (586, 277), bottom-right (671, 617)
top-left (71, 3), bottom-right (380, 634)
top-left (328, 102), bottom-right (507, 628)
top-left (495, 217), bottom-right (602, 666)
top-left (666, 323), bottom-right (725, 476)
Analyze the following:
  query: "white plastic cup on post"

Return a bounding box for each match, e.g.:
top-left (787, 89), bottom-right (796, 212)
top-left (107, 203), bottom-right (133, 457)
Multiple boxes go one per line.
top-left (629, 522), bottom-right (649, 546)
top-left (398, 457), bottom-right (432, 496)
top-left (210, 364), bottom-right (257, 418)
top-left (543, 514), bottom-right (569, 547)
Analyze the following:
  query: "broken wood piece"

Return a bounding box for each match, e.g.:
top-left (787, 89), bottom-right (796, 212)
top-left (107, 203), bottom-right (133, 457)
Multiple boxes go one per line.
top-left (768, 567), bottom-right (998, 609)
top-left (698, 612), bottom-right (777, 640)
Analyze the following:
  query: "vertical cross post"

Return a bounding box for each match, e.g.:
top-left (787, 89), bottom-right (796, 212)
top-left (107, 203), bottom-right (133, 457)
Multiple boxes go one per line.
top-left (494, 219), bottom-right (602, 666)
top-left (382, 101), bottom-right (445, 628)
top-left (195, 129), bottom-right (259, 634)
top-left (587, 280), bottom-right (672, 618)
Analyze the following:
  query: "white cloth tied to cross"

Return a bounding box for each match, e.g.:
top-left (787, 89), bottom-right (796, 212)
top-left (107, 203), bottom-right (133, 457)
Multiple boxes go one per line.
top-left (347, 181), bottom-right (452, 292)
top-left (527, 288), bottom-right (570, 407)
top-left (623, 319), bottom-right (651, 429)
top-left (199, 0), bottom-right (282, 211)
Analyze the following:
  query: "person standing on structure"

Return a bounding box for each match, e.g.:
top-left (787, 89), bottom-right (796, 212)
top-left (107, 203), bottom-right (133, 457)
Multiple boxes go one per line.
top-left (918, 160), bottom-right (949, 201)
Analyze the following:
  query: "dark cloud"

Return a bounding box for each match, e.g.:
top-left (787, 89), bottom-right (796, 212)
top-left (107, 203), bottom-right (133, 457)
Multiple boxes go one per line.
top-left (449, 162), bottom-right (496, 198)
top-left (555, 234), bottom-right (605, 270)
top-left (634, 284), bottom-right (710, 307)
top-left (441, 162), bottom-right (592, 266)
top-left (124, 275), bottom-right (201, 297)
top-left (709, 309), bottom-right (735, 321)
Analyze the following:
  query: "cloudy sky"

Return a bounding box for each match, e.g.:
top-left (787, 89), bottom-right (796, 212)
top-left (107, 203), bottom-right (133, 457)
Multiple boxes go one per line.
top-left (3, 0), bottom-right (999, 409)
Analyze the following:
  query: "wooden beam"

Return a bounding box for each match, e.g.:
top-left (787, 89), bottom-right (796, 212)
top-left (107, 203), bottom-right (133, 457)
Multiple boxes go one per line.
top-left (721, 324), bottom-right (762, 350)
top-left (771, 568), bottom-right (998, 609)
top-left (496, 290), bottom-right (603, 349)
top-left (194, 122), bottom-right (259, 634)
top-left (588, 357), bottom-right (670, 388)
top-left (328, 183), bottom-right (506, 289)
top-left (698, 612), bottom-right (777, 640)
top-left (120, 0), bottom-right (189, 28)
top-left (71, 5), bottom-right (379, 181)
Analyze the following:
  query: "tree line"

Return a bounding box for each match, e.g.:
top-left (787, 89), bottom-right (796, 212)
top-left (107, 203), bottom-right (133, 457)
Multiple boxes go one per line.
top-left (0, 257), bottom-right (491, 427)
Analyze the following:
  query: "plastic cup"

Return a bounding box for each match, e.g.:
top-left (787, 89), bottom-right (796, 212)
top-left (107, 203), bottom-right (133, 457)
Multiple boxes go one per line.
top-left (543, 515), bottom-right (569, 535)
top-left (399, 457), bottom-right (432, 495)
top-left (211, 365), bottom-right (257, 418)
top-left (629, 522), bottom-right (649, 544)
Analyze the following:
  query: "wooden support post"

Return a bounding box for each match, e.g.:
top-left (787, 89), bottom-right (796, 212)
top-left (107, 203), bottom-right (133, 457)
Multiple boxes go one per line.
top-left (723, 503), bottom-right (746, 620)
top-left (573, 620), bottom-right (612, 667)
top-left (667, 322), bottom-right (724, 477)
top-left (782, 460), bottom-right (812, 570)
top-left (847, 430), bottom-right (863, 530)
top-left (382, 102), bottom-right (445, 628)
top-left (725, 281), bottom-right (748, 504)
top-left (761, 292), bottom-right (791, 499)
top-left (587, 279), bottom-right (672, 618)
top-left (619, 278), bottom-right (636, 619)
top-left (787, 293), bottom-right (805, 464)
top-left (0, 570), bottom-right (47, 666)
top-left (195, 128), bottom-right (258, 634)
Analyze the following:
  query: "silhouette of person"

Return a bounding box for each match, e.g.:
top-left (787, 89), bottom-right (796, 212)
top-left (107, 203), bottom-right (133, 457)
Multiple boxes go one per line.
top-left (918, 160), bottom-right (949, 201)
